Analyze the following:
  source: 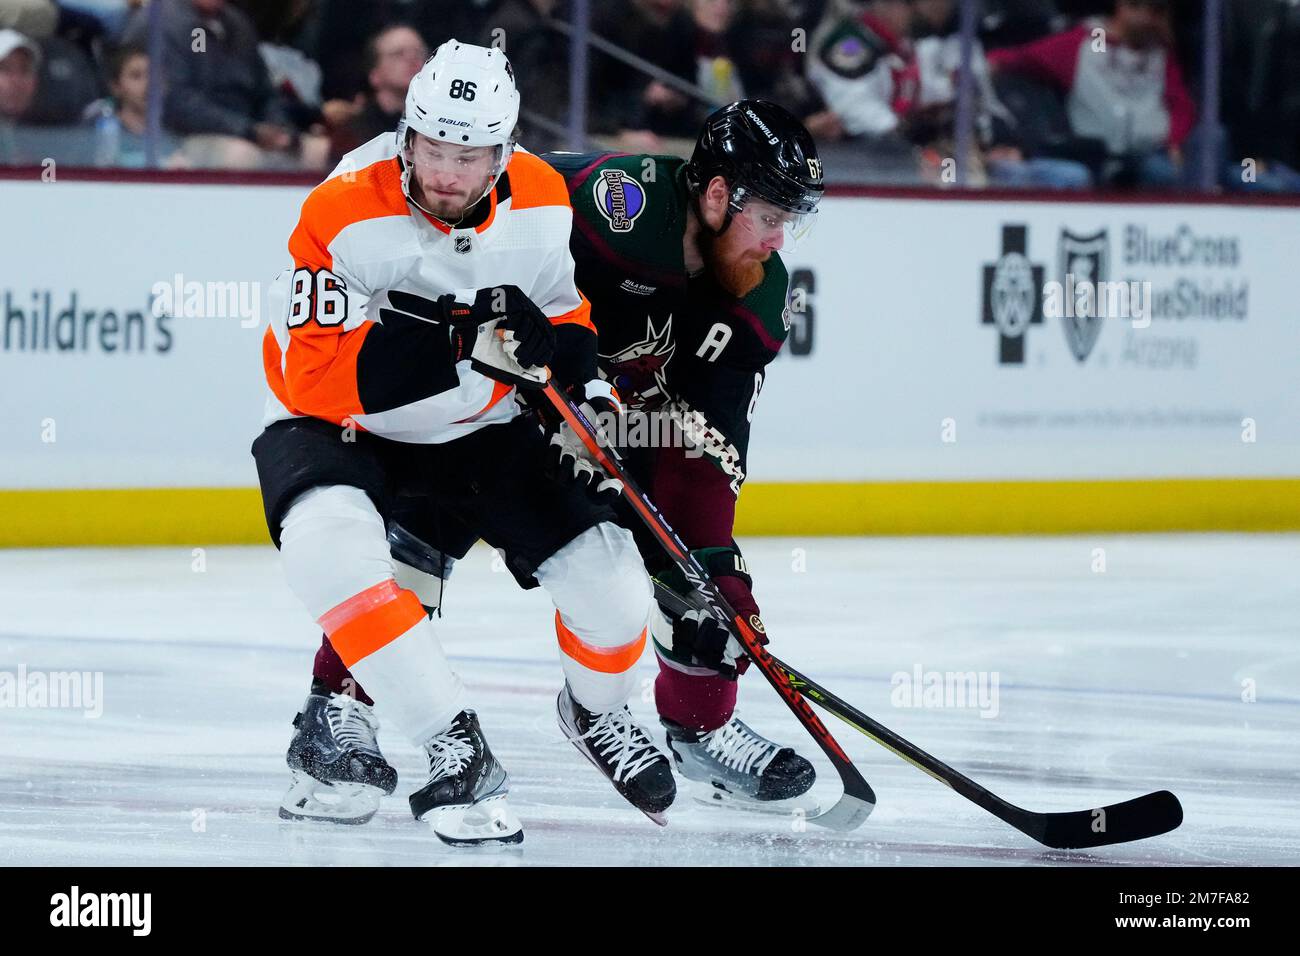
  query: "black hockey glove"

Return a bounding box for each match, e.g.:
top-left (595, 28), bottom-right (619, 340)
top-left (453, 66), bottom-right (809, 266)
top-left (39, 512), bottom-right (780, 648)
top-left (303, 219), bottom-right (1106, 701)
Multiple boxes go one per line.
top-left (388, 286), bottom-right (556, 370)
top-left (671, 609), bottom-right (748, 679)
top-left (657, 547), bottom-right (766, 680)
top-left (535, 381), bottom-right (624, 502)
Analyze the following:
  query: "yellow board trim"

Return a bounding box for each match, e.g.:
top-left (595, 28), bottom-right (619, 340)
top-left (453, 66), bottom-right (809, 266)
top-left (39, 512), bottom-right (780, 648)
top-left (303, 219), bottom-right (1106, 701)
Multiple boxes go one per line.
top-left (0, 479), bottom-right (1297, 547)
top-left (736, 479), bottom-right (1300, 535)
top-left (0, 488), bottom-right (268, 548)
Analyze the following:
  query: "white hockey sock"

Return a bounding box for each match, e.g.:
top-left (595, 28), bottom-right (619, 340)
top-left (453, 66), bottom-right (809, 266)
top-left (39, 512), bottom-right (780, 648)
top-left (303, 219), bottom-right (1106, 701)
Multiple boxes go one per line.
top-left (280, 485), bottom-right (466, 746)
top-left (536, 523), bottom-right (653, 713)
top-left (341, 612), bottom-right (466, 747)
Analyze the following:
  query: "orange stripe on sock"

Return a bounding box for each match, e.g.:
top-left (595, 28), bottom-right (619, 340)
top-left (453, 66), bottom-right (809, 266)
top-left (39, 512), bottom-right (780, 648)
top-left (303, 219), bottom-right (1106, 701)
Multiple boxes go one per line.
top-left (319, 579), bottom-right (426, 668)
top-left (555, 611), bottom-right (646, 674)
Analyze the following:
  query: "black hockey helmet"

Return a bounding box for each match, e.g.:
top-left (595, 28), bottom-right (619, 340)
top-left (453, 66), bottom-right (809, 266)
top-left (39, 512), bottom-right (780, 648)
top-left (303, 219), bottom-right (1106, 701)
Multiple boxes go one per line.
top-left (685, 99), bottom-right (824, 240)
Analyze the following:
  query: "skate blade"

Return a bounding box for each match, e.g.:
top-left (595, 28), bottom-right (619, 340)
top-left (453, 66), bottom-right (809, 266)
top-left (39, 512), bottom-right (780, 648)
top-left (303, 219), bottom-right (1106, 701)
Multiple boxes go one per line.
top-left (559, 718), bottom-right (671, 826)
top-left (426, 793), bottom-right (524, 848)
top-left (279, 771), bottom-right (382, 825)
top-left (684, 779), bottom-right (821, 817)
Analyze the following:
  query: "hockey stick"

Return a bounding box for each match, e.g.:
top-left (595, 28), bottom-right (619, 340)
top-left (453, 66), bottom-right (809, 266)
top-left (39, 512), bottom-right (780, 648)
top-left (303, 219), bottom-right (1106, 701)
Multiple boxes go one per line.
top-left (654, 580), bottom-right (1184, 849)
top-left (538, 381), bottom-right (876, 831)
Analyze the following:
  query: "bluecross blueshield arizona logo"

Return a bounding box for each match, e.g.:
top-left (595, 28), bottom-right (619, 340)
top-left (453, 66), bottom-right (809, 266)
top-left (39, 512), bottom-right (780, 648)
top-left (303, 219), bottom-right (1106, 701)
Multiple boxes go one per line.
top-left (593, 169), bottom-right (646, 233)
top-left (1057, 228), bottom-right (1108, 363)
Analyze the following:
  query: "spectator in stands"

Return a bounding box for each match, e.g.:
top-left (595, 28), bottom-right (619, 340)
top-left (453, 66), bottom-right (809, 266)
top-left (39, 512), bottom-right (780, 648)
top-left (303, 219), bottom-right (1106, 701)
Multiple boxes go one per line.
top-left (250, 1), bottom-right (325, 128)
top-left (806, 0), bottom-right (919, 141)
top-left (910, 0), bottom-right (1091, 187)
top-left (730, 0), bottom-right (842, 142)
top-left (591, 0), bottom-right (701, 152)
top-left (477, 0), bottom-right (568, 152)
top-left (82, 44), bottom-right (185, 167)
top-left (2, 26), bottom-right (113, 165)
top-left (23, 25), bottom-right (102, 125)
top-left (691, 0), bottom-right (744, 104)
top-left (802, 0), bottom-right (937, 183)
top-left (692, 0), bottom-right (852, 145)
top-left (0, 28), bottom-right (39, 161)
top-left (306, 1), bottom-right (493, 103)
top-left (122, 0), bottom-right (300, 168)
top-left (987, 0), bottom-right (1195, 188)
top-left (227, 0), bottom-right (331, 170)
top-left (1191, 0), bottom-right (1300, 193)
top-left (0, 0), bottom-right (57, 39)
top-left (326, 22), bottom-right (425, 163)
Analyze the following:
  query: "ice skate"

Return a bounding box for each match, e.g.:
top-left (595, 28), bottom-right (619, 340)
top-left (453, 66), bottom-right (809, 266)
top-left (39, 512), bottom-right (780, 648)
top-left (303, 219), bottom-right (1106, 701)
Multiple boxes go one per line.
top-left (664, 715), bottom-right (819, 815)
top-left (557, 683), bottom-right (676, 824)
top-left (409, 709), bottom-right (523, 847)
top-left (279, 690), bottom-right (398, 825)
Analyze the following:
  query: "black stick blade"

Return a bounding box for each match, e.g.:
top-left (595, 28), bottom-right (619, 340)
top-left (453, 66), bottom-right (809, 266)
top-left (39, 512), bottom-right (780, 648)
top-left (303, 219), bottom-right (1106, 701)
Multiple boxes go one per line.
top-left (1032, 790), bottom-right (1183, 849)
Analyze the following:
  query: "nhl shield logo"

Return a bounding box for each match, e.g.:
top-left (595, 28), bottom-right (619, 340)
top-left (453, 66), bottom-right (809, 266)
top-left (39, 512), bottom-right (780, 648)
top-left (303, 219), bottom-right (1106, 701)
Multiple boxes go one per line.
top-left (454, 234), bottom-right (472, 255)
top-left (1057, 229), bottom-right (1108, 363)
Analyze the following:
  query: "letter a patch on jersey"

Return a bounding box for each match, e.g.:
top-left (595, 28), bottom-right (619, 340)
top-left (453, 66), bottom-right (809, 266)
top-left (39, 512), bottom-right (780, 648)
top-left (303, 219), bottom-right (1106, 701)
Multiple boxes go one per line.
top-left (593, 169), bottom-right (646, 233)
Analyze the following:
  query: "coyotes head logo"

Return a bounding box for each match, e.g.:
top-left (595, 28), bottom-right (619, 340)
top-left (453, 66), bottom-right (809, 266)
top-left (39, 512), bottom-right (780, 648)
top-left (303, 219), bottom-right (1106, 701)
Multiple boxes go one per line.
top-left (599, 315), bottom-right (675, 408)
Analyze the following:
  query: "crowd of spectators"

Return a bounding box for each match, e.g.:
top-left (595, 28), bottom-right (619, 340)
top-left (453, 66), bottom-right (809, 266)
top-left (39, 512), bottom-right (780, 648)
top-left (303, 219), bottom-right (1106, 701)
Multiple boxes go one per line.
top-left (1, 0), bottom-right (1297, 191)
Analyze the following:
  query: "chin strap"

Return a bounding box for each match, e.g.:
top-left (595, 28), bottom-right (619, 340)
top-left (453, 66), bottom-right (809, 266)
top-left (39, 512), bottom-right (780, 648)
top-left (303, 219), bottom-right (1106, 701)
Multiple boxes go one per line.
top-left (416, 187), bottom-right (494, 230)
top-left (402, 166), bottom-right (498, 229)
top-left (396, 126), bottom-right (513, 229)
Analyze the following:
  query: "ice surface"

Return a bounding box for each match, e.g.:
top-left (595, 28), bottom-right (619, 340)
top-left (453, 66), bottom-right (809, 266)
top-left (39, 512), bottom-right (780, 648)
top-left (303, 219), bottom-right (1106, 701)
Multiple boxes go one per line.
top-left (1, 534), bottom-right (1297, 866)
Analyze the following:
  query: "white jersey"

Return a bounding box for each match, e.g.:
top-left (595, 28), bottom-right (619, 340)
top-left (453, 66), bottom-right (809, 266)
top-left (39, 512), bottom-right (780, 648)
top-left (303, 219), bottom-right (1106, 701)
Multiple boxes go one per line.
top-left (261, 134), bottom-right (592, 443)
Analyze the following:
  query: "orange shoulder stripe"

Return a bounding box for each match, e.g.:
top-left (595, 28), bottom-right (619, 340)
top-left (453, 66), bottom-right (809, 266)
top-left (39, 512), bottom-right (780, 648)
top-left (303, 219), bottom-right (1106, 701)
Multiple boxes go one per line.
top-left (505, 151), bottom-right (573, 211)
top-left (288, 158), bottom-right (408, 271)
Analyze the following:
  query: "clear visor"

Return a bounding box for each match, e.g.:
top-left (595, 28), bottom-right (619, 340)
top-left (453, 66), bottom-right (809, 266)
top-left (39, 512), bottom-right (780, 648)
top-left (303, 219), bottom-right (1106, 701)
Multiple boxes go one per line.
top-left (404, 133), bottom-right (504, 177)
top-left (732, 195), bottom-right (818, 251)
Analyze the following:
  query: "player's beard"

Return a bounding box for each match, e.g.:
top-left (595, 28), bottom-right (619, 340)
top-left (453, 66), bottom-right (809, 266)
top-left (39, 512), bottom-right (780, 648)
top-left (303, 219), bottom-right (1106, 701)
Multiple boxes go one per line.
top-left (701, 225), bottom-right (767, 298)
top-left (413, 173), bottom-right (492, 224)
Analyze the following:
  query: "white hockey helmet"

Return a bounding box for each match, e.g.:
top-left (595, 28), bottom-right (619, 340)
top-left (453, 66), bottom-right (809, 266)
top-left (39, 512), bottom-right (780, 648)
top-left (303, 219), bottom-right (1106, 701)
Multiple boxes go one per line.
top-left (397, 39), bottom-right (519, 217)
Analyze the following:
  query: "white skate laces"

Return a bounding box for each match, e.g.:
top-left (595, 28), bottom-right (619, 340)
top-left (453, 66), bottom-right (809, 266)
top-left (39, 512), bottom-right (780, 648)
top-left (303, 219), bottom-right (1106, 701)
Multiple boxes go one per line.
top-left (326, 695), bottom-right (382, 755)
top-left (702, 718), bottom-right (780, 776)
top-left (423, 723), bottom-right (476, 782)
top-left (581, 708), bottom-right (662, 783)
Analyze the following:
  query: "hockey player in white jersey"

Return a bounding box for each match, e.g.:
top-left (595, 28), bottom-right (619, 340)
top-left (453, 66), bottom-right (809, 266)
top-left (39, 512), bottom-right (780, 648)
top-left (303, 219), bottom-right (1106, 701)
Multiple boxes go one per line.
top-left (253, 41), bottom-right (675, 845)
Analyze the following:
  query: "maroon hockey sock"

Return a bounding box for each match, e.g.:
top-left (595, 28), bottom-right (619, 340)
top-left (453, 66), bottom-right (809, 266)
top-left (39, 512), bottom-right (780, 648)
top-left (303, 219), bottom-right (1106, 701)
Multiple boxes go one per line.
top-left (654, 656), bottom-right (737, 733)
top-left (312, 634), bottom-right (373, 706)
